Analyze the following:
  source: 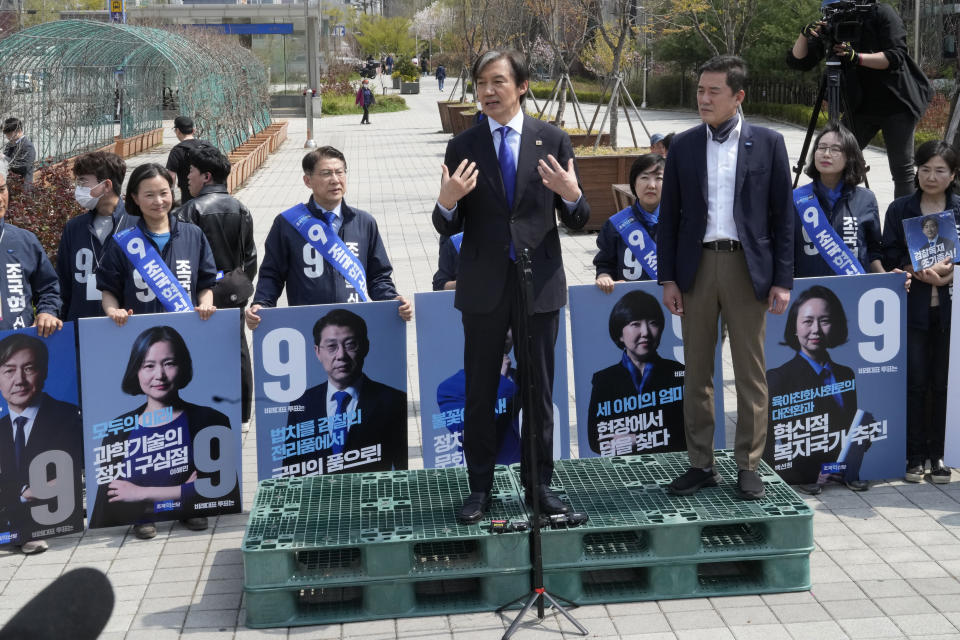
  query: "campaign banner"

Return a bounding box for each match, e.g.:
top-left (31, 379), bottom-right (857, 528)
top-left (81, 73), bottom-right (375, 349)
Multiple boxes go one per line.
top-left (570, 282), bottom-right (726, 458)
top-left (0, 324), bottom-right (83, 545)
top-left (903, 211), bottom-right (959, 271)
top-left (762, 273), bottom-right (906, 484)
top-left (253, 301), bottom-right (407, 479)
top-left (414, 291), bottom-right (571, 469)
top-left (80, 311), bottom-right (243, 528)
top-left (944, 266), bottom-right (960, 467)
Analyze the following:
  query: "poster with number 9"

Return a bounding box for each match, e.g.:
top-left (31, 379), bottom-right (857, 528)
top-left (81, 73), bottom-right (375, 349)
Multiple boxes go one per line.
top-left (0, 324), bottom-right (83, 545)
top-left (79, 311), bottom-right (243, 528)
top-left (762, 273), bottom-right (906, 484)
top-left (252, 302), bottom-right (407, 480)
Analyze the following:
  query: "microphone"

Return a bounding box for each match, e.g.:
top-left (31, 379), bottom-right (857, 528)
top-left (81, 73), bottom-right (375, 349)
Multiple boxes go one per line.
top-left (0, 567), bottom-right (114, 640)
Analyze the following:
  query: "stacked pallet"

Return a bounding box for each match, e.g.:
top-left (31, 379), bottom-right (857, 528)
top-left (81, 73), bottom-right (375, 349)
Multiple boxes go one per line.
top-left (242, 467), bottom-right (531, 628)
top-left (242, 450), bottom-right (814, 628)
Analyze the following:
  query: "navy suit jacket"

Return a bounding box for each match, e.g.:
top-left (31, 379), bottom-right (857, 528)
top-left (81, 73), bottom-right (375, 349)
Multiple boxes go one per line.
top-left (657, 120), bottom-right (794, 300)
top-left (432, 114), bottom-right (590, 314)
top-left (286, 373), bottom-right (407, 472)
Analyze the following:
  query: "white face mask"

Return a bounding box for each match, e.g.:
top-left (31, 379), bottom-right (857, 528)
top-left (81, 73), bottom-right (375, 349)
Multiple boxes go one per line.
top-left (74, 182), bottom-right (104, 210)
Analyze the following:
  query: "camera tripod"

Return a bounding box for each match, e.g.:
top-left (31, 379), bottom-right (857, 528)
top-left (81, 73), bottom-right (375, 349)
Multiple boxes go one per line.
top-left (792, 54), bottom-right (869, 190)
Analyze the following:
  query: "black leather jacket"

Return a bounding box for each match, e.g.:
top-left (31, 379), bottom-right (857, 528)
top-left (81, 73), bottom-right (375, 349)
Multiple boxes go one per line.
top-left (175, 183), bottom-right (257, 303)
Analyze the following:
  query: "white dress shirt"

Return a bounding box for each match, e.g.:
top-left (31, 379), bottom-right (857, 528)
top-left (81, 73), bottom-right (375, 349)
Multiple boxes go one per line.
top-left (703, 115), bottom-right (742, 243)
top-left (325, 377), bottom-right (361, 434)
top-left (8, 404), bottom-right (39, 447)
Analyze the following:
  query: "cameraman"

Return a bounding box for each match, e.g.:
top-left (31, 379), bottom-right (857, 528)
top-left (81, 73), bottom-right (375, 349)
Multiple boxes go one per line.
top-left (787, 0), bottom-right (932, 198)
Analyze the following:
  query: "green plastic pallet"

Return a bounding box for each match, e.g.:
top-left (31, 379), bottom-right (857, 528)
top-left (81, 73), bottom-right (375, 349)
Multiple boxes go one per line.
top-left (243, 466), bottom-right (530, 589)
top-left (244, 570), bottom-right (530, 628)
top-left (514, 450), bottom-right (813, 569)
top-left (542, 552), bottom-right (811, 604)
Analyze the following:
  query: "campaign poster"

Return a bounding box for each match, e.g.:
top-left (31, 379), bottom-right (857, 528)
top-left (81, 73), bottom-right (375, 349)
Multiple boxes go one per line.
top-left (80, 311), bottom-right (243, 528)
top-left (903, 211), bottom-right (959, 271)
top-left (570, 282), bottom-right (725, 459)
top-left (253, 301), bottom-right (407, 480)
top-left (0, 324), bottom-right (83, 545)
top-left (943, 266), bottom-right (960, 467)
top-left (762, 273), bottom-right (906, 484)
top-left (414, 291), bottom-right (571, 468)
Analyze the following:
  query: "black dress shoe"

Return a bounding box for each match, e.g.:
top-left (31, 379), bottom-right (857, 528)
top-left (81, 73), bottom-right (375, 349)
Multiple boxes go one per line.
top-left (736, 469), bottom-right (766, 500)
top-left (457, 491), bottom-right (491, 524)
top-left (526, 486), bottom-right (570, 515)
top-left (667, 467), bottom-right (721, 496)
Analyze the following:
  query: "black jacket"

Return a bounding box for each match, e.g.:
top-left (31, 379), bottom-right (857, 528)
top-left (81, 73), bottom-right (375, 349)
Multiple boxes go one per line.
top-left (175, 184), bottom-right (257, 305)
top-left (0, 222), bottom-right (61, 329)
top-left (786, 3), bottom-right (931, 120)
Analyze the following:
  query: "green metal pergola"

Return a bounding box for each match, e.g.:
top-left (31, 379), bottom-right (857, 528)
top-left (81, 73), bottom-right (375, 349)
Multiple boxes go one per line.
top-left (0, 19), bottom-right (271, 164)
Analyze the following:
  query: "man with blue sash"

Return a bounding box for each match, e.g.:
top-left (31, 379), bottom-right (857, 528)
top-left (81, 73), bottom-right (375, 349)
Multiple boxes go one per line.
top-left (245, 147), bottom-right (412, 329)
top-left (432, 232), bottom-right (463, 291)
top-left (595, 154), bottom-right (663, 293)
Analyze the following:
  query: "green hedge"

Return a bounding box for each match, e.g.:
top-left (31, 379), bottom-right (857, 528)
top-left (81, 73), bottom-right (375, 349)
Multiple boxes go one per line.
top-left (743, 102), bottom-right (940, 150)
top-left (320, 94), bottom-right (408, 116)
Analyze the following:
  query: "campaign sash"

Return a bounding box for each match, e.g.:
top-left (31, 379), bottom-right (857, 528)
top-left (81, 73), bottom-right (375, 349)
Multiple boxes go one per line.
top-left (115, 226), bottom-right (194, 312)
top-left (450, 232), bottom-right (463, 253)
top-left (609, 208), bottom-right (658, 280)
top-left (793, 183), bottom-right (865, 276)
top-left (280, 204), bottom-right (369, 301)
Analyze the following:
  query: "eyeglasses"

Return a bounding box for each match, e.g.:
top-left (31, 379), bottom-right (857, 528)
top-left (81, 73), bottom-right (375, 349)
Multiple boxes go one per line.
top-left (815, 144), bottom-right (843, 156)
top-left (315, 169), bottom-right (347, 180)
top-left (320, 339), bottom-right (359, 355)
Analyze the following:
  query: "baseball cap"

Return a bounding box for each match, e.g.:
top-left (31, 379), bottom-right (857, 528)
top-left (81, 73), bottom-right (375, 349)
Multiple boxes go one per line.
top-left (650, 133), bottom-right (665, 145)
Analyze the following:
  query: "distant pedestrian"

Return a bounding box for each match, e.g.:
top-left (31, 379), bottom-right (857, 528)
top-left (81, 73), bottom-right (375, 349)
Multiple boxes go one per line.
top-left (436, 64), bottom-right (447, 91)
top-left (2, 117), bottom-right (36, 189)
top-left (421, 57), bottom-right (428, 76)
top-left (385, 54), bottom-right (394, 74)
top-left (166, 115), bottom-right (204, 205)
top-left (356, 78), bottom-right (375, 125)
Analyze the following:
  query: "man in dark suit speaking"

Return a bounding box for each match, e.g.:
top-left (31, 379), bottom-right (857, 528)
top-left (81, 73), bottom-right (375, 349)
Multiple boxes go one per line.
top-left (657, 55), bottom-right (794, 500)
top-left (285, 309), bottom-right (406, 474)
top-left (432, 50), bottom-right (589, 524)
top-left (0, 334), bottom-right (82, 555)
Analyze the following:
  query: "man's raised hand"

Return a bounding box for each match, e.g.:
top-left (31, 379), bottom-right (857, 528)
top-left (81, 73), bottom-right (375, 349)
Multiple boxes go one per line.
top-left (438, 159), bottom-right (478, 210)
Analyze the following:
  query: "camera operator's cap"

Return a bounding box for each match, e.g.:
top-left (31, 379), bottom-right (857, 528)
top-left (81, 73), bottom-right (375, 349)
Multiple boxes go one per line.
top-left (650, 133), bottom-right (665, 145)
top-left (173, 115), bottom-right (194, 132)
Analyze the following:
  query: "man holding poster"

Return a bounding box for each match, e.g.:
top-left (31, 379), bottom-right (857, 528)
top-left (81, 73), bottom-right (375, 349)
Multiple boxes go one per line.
top-left (283, 309), bottom-right (406, 474)
top-left (0, 334), bottom-right (82, 555)
top-left (657, 55), bottom-right (794, 500)
top-left (245, 147), bottom-right (412, 327)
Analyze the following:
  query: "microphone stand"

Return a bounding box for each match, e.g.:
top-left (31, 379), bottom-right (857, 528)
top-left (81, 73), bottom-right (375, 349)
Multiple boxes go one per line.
top-left (499, 248), bottom-right (587, 640)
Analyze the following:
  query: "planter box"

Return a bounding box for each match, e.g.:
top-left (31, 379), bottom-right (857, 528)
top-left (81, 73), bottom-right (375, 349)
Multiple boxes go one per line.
top-left (392, 77), bottom-right (401, 89)
top-left (112, 127), bottom-right (163, 158)
top-left (567, 132), bottom-right (610, 147)
top-left (437, 101), bottom-right (458, 133)
top-left (575, 153), bottom-right (644, 231)
top-left (451, 109), bottom-right (476, 135)
top-left (400, 81), bottom-right (420, 94)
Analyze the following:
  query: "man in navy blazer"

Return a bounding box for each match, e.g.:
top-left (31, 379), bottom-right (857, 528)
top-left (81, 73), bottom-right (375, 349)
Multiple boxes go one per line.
top-left (432, 50), bottom-right (589, 523)
top-left (657, 55), bottom-right (794, 500)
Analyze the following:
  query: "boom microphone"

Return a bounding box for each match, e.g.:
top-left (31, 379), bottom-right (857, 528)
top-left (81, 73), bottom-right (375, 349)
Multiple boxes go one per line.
top-left (0, 567), bottom-right (114, 640)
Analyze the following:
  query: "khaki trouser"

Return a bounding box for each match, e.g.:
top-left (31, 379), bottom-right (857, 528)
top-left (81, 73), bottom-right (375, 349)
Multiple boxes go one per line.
top-left (680, 248), bottom-right (769, 471)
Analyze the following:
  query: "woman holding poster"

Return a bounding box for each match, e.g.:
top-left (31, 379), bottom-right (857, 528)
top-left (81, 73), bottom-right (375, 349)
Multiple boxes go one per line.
top-left (793, 124), bottom-right (884, 277)
top-left (587, 290), bottom-right (685, 456)
top-left (882, 140), bottom-right (960, 484)
top-left (764, 286), bottom-right (866, 492)
top-left (89, 326), bottom-right (237, 539)
top-left (96, 163), bottom-right (218, 324)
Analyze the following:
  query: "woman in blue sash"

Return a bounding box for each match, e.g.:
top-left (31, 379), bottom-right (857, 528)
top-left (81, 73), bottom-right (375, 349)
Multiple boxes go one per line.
top-left (882, 140), bottom-right (960, 484)
top-left (594, 154), bottom-right (664, 292)
top-left (89, 326), bottom-right (238, 539)
top-left (97, 163), bottom-right (217, 325)
top-left (793, 124), bottom-right (884, 277)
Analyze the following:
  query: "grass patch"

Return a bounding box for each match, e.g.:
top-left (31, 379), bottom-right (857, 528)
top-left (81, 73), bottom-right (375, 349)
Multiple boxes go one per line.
top-left (320, 94), bottom-right (408, 116)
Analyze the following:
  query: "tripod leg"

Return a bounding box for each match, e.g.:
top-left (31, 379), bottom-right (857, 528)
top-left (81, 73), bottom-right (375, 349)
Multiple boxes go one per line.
top-left (501, 591), bottom-right (542, 640)
top-left (541, 591), bottom-right (589, 636)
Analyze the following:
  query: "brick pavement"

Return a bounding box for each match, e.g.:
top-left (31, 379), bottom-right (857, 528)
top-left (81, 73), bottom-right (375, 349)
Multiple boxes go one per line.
top-left (1, 82), bottom-right (957, 640)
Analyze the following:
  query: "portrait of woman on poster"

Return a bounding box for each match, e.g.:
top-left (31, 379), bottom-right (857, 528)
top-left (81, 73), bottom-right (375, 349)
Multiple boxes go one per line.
top-left (90, 326), bottom-right (238, 531)
top-left (587, 290), bottom-right (685, 456)
top-left (764, 286), bottom-right (867, 492)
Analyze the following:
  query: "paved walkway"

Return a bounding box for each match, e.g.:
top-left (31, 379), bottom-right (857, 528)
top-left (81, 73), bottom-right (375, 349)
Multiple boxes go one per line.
top-left (2, 83), bottom-right (959, 640)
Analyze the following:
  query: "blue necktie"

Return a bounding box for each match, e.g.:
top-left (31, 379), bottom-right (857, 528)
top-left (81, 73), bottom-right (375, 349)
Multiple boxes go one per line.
top-left (321, 210), bottom-right (337, 234)
top-left (13, 416), bottom-right (26, 478)
top-left (331, 391), bottom-right (350, 455)
top-left (497, 126), bottom-right (517, 260)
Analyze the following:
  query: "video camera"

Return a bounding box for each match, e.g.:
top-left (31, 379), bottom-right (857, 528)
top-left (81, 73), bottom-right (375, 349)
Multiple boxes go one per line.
top-left (820, 0), bottom-right (877, 46)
